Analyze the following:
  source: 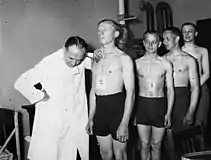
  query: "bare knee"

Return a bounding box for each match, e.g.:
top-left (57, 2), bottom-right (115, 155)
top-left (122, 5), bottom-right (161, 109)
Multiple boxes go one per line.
top-left (151, 142), bottom-right (161, 151)
top-left (114, 148), bottom-right (127, 160)
top-left (100, 148), bottom-right (113, 160)
top-left (141, 141), bottom-right (150, 151)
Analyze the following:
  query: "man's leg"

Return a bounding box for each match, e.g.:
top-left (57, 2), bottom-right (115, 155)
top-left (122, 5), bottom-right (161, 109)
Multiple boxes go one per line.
top-left (196, 84), bottom-right (210, 128)
top-left (162, 129), bottom-right (176, 160)
top-left (97, 135), bottom-right (113, 160)
top-left (137, 124), bottom-right (151, 160)
top-left (113, 139), bottom-right (127, 160)
top-left (151, 126), bottom-right (165, 160)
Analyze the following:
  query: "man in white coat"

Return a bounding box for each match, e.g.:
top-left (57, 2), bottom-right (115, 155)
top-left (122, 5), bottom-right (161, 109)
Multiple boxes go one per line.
top-left (14, 36), bottom-right (93, 160)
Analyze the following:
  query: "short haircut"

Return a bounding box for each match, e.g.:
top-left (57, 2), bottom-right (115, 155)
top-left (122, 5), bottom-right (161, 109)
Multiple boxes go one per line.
top-left (164, 27), bottom-right (184, 47)
top-left (64, 36), bottom-right (87, 51)
top-left (98, 19), bottom-right (128, 51)
top-left (143, 30), bottom-right (161, 41)
top-left (98, 19), bottom-right (120, 31)
top-left (181, 22), bottom-right (197, 31)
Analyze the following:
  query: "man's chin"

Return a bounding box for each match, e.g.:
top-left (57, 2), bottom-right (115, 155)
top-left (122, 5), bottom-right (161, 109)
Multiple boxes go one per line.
top-left (184, 39), bottom-right (193, 42)
top-left (66, 63), bottom-right (74, 68)
top-left (147, 50), bottom-right (156, 54)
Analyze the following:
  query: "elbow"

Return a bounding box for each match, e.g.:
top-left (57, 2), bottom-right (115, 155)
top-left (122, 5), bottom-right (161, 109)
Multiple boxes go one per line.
top-left (126, 88), bottom-right (135, 97)
top-left (126, 88), bottom-right (135, 102)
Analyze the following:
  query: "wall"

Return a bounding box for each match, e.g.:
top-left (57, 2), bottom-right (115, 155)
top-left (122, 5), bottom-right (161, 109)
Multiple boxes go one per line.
top-left (169, 0), bottom-right (211, 27)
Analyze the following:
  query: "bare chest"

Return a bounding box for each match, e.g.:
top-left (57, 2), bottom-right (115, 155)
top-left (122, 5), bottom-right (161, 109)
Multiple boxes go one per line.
top-left (94, 56), bottom-right (122, 75)
top-left (138, 62), bottom-right (165, 78)
top-left (169, 58), bottom-right (188, 76)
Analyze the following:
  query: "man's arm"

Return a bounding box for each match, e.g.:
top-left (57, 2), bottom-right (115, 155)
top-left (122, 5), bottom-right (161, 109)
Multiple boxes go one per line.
top-left (187, 57), bottom-right (200, 116)
top-left (200, 48), bottom-right (210, 86)
top-left (14, 62), bottom-right (46, 104)
top-left (88, 66), bottom-right (97, 121)
top-left (120, 55), bottom-right (135, 126)
top-left (165, 60), bottom-right (174, 116)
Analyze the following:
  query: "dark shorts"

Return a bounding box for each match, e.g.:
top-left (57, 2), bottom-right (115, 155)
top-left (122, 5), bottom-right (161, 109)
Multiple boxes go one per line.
top-left (93, 92), bottom-right (125, 140)
top-left (136, 96), bottom-right (167, 128)
top-left (196, 84), bottom-right (209, 127)
top-left (171, 87), bottom-right (190, 132)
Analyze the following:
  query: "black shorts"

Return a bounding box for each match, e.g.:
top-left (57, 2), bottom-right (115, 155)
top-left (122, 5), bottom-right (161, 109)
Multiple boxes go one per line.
top-left (93, 92), bottom-right (125, 140)
top-left (171, 87), bottom-right (190, 132)
top-left (136, 96), bottom-right (167, 128)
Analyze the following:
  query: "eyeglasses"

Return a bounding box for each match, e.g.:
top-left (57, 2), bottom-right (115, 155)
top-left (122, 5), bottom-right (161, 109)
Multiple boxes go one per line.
top-left (182, 30), bottom-right (194, 34)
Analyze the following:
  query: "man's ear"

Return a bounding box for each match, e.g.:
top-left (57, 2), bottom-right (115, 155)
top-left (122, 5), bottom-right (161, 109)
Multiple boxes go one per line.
top-left (143, 39), bottom-right (145, 46)
top-left (195, 30), bottom-right (198, 37)
top-left (158, 41), bottom-right (162, 48)
top-left (115, 30), bottom-right (120, 38)
top-left (175, 36), bottom-right (180, 43)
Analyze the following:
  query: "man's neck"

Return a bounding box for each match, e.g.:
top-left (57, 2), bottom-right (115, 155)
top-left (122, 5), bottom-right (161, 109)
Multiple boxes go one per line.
top-left (184, 42), bottom-right (196, 49)
top-left (169, 46), bottom-right (182, 56)
top-left (103, 44), bottom-right (117, 55)
top-left (145, 52), bottom-right (158, 59)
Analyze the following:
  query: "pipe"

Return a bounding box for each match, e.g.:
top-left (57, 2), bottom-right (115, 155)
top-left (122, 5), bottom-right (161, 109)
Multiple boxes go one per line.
top-left (140, 2), bottom-right (155, 31)
top-left (156, 2), bottom-right (173, 34)
top-left (119, 0), bottom-right (125, 25)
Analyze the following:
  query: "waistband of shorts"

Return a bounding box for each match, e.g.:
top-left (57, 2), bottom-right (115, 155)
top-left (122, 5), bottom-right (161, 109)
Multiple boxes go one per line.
top-left (96, 92), bottom-right (124, 98)
top-left (138, 96), bottom-right (166, 100)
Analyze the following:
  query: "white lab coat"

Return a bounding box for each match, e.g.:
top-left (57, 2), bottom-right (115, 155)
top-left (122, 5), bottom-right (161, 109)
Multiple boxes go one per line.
top-left (14, 48), bottom-right (92, 160)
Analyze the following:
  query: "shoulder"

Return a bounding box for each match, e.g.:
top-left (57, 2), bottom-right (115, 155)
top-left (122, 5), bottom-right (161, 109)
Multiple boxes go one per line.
top-left (135, 56), bottom-right (146, 67)
top-left (182, 52), bottom-right (197, 66)
top-left (117, 52), bottom-right (134, 69)
top-left (159, 56), bottom-right (173, 69)
top-left (196, 46), bottom-right (209, 55)
top-left (37, 49), bottom-right (63, 69)
top-left (180, 51), bottom-right (194, 59)
top-left (119, 51), bottom-right (133, 62)
top-left (43, 49), bottom-right (62, 61)
top-left (162, 52), bottom-right (170, 59)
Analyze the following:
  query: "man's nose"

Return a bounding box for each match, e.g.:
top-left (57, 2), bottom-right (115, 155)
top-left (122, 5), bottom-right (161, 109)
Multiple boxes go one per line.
top-left (149, 42), bottom-right (153, 47)
top-left (184, 32), bottom-right (189, 36)
top-left (99, 31), bottom-right (104, 36)
top-left (72, 60), bottom-right (77, 66)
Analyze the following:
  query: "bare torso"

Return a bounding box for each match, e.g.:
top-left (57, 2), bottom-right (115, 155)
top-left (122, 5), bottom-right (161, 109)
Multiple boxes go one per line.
top-left (164, 52), bottom-right (191, 87)
top-left (136, 55), bottom-right (168, 97)
top-left (182, 45), bottom-right (205, 77)
top-left (92, 51), bottom-right (125, 95)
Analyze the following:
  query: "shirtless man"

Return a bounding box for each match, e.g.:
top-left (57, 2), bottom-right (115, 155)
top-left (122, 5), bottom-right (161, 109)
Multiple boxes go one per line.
top-left (135, 30), bottom-right (174, 160)
top-left (163, 27), bottom-right (200, 131)
top-left (86, 19), bottom-right (135, 160)
top-left (181, 22), bottom-right (210, 128)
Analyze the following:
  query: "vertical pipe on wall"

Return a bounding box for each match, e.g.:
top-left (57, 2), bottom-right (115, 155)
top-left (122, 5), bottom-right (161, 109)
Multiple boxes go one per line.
top-left (156, 2), bottom-right (173, 34)
top-left (140, 2), bottom-right (155, 31)
top-left (118, 0), bottom-right (125, 25)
